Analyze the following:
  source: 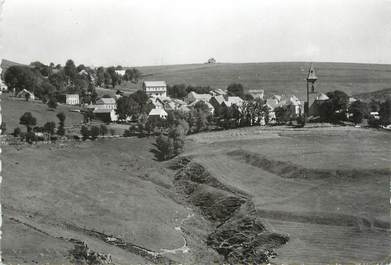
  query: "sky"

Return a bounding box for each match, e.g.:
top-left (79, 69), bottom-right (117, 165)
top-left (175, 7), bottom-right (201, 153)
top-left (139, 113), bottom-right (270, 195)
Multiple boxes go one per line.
top-left (0, 0), bottom-right (390, 66)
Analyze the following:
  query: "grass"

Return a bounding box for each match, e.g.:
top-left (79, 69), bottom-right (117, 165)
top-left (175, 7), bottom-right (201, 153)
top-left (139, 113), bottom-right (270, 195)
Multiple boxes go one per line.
top-left (131, 62), bottom-right (391, 100)
top-left (2, 124), bottom-right (390, 264)
top-left (2, 138), bottom-right (201, 264)
top-left (186, 126), bottom-right (391, 264)
top-left (1, 94), bottom-right (84, 132)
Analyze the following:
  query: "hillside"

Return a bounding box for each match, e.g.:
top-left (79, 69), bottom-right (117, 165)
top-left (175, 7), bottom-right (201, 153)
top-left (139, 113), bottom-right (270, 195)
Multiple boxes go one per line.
top-left (132, 62), bottom-right (391, 100)
top-left (1, 95), bottom-right (84, 132)
top-left (2, 126), bottom-right (390, 264)
top-left (353, 87), bottom-right (391, 102)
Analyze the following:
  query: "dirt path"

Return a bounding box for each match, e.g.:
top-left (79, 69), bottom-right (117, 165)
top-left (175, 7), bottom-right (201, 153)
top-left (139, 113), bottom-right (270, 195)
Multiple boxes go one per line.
top-left (158, 209), bottom-right (195, 255)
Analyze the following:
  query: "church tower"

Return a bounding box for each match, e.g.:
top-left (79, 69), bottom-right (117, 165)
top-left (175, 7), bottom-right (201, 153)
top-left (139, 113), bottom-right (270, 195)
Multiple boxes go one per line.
top-left (305, 63), bottom-right (318, 117)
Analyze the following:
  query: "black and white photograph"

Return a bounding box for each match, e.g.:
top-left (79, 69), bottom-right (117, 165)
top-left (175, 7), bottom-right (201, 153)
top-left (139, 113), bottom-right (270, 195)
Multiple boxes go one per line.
top-left (0, 0), bottom-right (390, 264)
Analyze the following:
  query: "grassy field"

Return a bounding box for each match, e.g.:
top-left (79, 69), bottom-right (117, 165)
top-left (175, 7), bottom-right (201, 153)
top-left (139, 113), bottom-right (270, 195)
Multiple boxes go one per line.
top-left (2, 125), bottom-right (390, 264)
top-left (186, 126), bottom-right (391, 264)
top-left (1, 94), bottom-right (84, 132)
top-left (127, 62), bottom-right (391, 100)
top-left (2, 138), bottom-right (221, 264)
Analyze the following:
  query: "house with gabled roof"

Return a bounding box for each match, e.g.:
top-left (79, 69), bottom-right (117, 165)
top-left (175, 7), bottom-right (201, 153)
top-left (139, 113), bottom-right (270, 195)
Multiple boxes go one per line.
top-left (95, 97), bottom-right (116, 110)
top-left (149, 108), bottom-right (168, 119)
top-left (16, 89), bottom-right (36, 100)
top-left (185, 91), bottom-right (212, 104)
top-left (143, 81), bottom-right (167, 98)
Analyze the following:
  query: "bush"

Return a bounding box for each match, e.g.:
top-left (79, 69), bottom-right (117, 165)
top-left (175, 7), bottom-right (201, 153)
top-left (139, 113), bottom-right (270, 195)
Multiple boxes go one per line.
top-left (89, 126), bottom-right (100, 140)
top-left (80, 125), bottom-right (89, 140)
top-left (25, 131), bottom-right (36, 144)
top-left (155, 134), bottom-right (174, 161)
top-left (123, 129), bottom-right (132, 137)
top-left (13, 127), bottom-right (21, 137)
top-left (47, 97), bottom-right (58, 109)
top-left (99, 124), bottom-right (108, 136)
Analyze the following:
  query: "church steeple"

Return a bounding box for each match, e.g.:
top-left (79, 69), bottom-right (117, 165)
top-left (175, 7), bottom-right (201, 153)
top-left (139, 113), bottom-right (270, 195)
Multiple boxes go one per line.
top-left (307, 63), bottom-right (318, 82)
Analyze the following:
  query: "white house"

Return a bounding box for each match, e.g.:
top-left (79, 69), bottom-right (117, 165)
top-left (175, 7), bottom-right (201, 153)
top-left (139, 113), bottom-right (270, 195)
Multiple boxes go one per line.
top-left (286, 95), bottom-right (303, 116)
top-left (115, 70), bottom-right (126, 76)
top-left (143, 81), bottom-right (167, 98)
top-left (66, 94), bottom-right (80, 105)
top-left (249, 89), bottom-right (264, 100)
top-left (148, 108), bottom-right (168, 119)
top-left (185, 91), bottom-right (212, 104)
top-left (16, 89), bottom-right (35, 100)
top-left (95, 97), bottom-right (116, 110)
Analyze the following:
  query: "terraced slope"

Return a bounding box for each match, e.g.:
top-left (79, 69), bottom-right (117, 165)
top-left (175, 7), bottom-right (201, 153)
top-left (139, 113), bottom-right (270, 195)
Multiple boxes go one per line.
top-left (186, 126), bottom-right (391, 264)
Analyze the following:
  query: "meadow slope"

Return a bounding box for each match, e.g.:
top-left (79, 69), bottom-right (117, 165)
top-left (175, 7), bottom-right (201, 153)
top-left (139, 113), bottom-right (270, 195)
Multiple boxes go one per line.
top-left (185, 126), bottom-right (391, 264)
top-left (131, 62), bottom-right (391, 99)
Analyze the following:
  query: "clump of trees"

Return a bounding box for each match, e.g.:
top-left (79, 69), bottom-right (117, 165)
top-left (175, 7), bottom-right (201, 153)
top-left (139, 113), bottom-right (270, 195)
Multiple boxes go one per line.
top-left (57, 112), bottom-right (66, 136)
top-left (167, 84), bottom-right (213, 99)
top-left (318, 90), bottom-right (349, 122)
top-left (80, 124), bottom-right (108, 141)
top-left (153, 119), bottom-right (189, 161)
top-left (3, 59), bottom-right (141, 105)
top-left (116, 90), bottom-right (150, 121)
top-left (13, 112), bottom-right (67, 143)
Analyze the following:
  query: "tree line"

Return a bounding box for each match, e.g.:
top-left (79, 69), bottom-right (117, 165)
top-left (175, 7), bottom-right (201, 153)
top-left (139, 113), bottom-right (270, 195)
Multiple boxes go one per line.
top-left (3, 60), bottom-right (142, 105)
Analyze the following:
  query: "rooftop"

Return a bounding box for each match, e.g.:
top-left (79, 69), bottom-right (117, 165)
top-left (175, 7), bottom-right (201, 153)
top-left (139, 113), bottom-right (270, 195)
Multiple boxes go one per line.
top-left (144, 81), bottom-right (167, 87)
top-left (96, 98), bottom-right (116, 104)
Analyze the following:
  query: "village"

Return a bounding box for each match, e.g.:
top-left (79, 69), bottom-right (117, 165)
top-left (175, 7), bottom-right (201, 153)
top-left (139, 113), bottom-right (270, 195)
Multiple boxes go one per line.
top-left (1, 58), bottom-right (388, 148)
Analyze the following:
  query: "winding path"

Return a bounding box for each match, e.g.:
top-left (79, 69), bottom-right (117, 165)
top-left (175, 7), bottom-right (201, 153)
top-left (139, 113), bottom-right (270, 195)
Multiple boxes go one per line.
top-left (158, 209), bottom-right (195, 255)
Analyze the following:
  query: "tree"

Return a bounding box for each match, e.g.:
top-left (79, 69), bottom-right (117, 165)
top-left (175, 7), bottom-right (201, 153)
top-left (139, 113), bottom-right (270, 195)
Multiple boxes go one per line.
top-left (57, 112), bottom-right (66, 136)
top-left (103, 71), bottom-right (112, 88)
top-left (30, 61), bottom-right (50, 76)
top-left (96, 67), bottom-right (105, 87)
top-left (124, 68), bottom-right (141, 83)
top-left (194, 110), bottom-right (208, 132)
top-left (116, 96), bottom-right (139, 121)
top-left (227, 83), bottom-right (245, 98)
top-left (77, 64), bottom-right (86, 72)
top-left (47, 96), bottom-right (58, 109)
top-left (25, 131), bottom-right (36, 144)
top-left (43, 121), bottom-right (56, 135)
top-left (48, 70), bottom-right (67, 91)
top-left (4, 66), bottom-right (38, 95)
top-left (167, 84), bottom-right (187, 99)
top-left (130, 90), bottom-right (149, 112)
top-left (106, 67), bottom-right (121, 88)
top-left (64, 59), bottom-right (77, 80)
top-left (326, 90), bottom-right (349, 121)
top-left (13, 127), bottom-right (21, 137)
top-left (348, 100), bottom-right (369, 124)
top-left (19, 112), bottom-right (37, 132)
top-left (154, 134), bottom-right (174, 161)
top-left (89, 126), bottom-right (100, 140)
top-left (275, 106), bottom-right (289, 124)
top-left (99, 124), bottom-right (108, 135)
top-left (0, 122), bottom-right (6, 135)
top-left (379, 98), bottom-right (391, 125)
top-left (80, 125), bottom-right (89, 140)
top-left (242, 94), bottom-right (254, 101)
top-left (194, 101), bottom-right (210, 113)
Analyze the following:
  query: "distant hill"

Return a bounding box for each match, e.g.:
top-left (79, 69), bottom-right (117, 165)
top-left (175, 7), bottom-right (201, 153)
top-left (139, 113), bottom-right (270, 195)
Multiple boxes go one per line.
top-left (353, 87), bottom-right (391, 102)
top-left (1, 58), bottom-right (25, 70)
top-left (1, 58), bottom-right (27, 78)
top-left (136, 62), bottom-right (391, 100)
